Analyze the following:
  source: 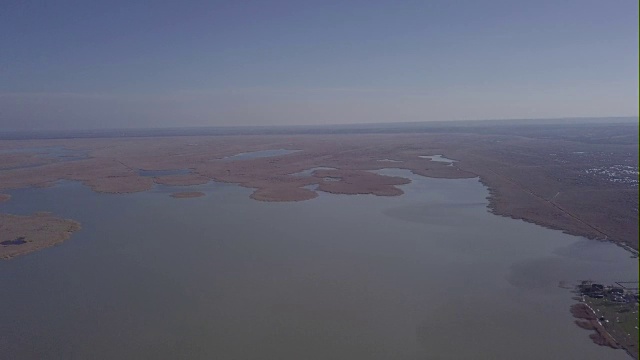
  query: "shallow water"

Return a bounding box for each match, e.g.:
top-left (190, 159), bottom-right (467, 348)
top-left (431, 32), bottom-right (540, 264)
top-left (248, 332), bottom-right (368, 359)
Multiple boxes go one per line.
top-left (419, 154), bottom-right (456, 164)
top-left (0, 170), bottom-right (636, 360)
top-left (138, 169), bottom-right (191, 177)
top-left (222, 149), bottom-right (300, 161)
top-left (290, 167), bottom-right (337, 177)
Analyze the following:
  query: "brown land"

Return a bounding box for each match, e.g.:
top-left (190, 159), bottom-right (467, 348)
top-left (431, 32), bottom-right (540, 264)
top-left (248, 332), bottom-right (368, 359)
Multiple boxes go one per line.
top-left (571, 303), bottom-right (620, 349)
top-left (571, 301), bottom-right (640, 359)
top-left (170, 191), bottom-right (205, 198)
top-left (0, 152), bottom-right (51, 170)
top-left (577, 295), bottom-right (640, 359)
top-left (0, 122), bottom-right (637, 259)
top-left (155, 174), bottom-right (210, 186)
top-left (0, 194), bottom-right (10, 202)
top-left (0, 212), bottom-right (81, 259)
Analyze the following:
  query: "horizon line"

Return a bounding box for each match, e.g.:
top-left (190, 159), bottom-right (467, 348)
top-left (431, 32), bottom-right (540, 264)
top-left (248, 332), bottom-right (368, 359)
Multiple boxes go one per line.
top-left (1, 115), bottom-right (638, 134)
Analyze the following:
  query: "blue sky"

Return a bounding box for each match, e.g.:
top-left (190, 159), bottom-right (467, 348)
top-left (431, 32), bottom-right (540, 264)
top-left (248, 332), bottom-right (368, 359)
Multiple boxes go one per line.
top-left (1, 0), bottom-right (638, 129)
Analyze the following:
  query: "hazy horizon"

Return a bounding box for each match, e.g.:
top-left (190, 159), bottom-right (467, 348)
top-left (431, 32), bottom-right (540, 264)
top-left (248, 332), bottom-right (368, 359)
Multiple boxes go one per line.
top-left (2, 0), bottom-right (638, 130)
top-left (0, 115), bottom-right (635, 132)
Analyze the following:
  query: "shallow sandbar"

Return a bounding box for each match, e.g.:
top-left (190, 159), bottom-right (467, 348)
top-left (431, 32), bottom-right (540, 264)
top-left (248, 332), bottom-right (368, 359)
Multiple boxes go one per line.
top-left (170, 191), bottom-right (205, 198)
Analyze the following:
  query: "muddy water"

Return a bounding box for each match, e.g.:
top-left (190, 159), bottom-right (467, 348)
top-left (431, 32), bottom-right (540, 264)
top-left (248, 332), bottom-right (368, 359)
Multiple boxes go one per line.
top-left (0, 170), bottom-right (636, 359)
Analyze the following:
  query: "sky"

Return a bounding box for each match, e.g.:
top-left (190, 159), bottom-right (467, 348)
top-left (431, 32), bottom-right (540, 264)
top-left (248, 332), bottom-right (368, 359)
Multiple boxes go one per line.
top-left (1, 0), bottom-right (638, 130)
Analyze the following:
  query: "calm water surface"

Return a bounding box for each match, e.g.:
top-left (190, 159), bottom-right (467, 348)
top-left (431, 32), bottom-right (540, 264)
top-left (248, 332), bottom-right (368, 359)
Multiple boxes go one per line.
top-left (418, 154), bottom-right (456, 165)
top-left (0, 170), bottom-right (636, 359)
top-left (222, 149), bottom-right (300, 161)
top-left (137, 169), bottom-right (192, 177)
top-left (289, 167), bottom-right (337, 177)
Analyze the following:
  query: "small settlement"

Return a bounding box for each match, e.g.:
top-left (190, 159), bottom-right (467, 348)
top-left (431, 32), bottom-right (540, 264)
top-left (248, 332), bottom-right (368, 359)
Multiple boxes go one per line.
top-left (573, 280), bottom-right (639, 359)
top-left (578, 281), bottom-right (639, 304)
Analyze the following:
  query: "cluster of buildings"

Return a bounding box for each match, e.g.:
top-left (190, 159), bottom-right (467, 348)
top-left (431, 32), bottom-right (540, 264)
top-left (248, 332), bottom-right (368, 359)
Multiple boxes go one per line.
top-left (578, 281), bottom-right (638, 304)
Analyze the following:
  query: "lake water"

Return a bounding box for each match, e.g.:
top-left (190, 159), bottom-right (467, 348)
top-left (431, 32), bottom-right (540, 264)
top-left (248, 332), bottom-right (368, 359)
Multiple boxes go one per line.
top-left (138, 169), bottom-right (192, 177)
top-left (419, 154), bottom-right (456, 165)
top-left (0, 170), bottom-right (636, 359)
top-left (222, 149), bottom-right (300, 161)
top-left (290, 167), bottom-right (337, 177)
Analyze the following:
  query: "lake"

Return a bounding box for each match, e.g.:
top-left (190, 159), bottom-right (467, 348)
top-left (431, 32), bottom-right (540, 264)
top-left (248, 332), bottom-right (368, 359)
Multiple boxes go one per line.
top-left (0, 169), bottom-right (636, 359)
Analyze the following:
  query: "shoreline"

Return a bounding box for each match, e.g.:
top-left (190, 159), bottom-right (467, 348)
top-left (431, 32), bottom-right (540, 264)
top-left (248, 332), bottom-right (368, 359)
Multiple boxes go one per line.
top-left (0, 164), bottom-right (636, 259)
top-left (570, 292), bottom-right (639, 359)
top-left (0, 132), bottom-right (636, 260)
top-left (0, 212), bottom-right (81, 260)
